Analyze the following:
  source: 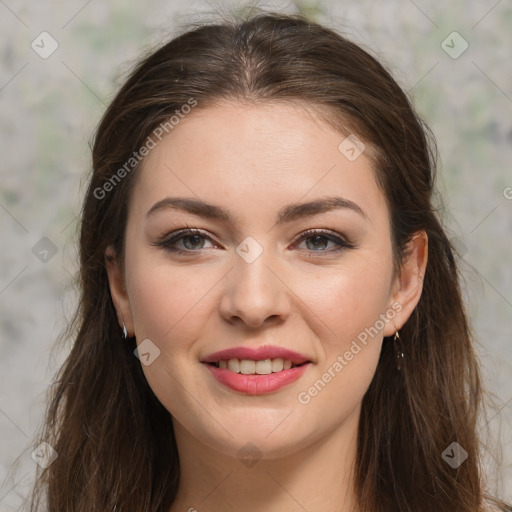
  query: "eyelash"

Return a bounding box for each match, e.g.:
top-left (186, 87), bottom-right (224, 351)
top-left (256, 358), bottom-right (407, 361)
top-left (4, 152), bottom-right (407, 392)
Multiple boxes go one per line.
top-left (154, 227), bottom-right (355, 257)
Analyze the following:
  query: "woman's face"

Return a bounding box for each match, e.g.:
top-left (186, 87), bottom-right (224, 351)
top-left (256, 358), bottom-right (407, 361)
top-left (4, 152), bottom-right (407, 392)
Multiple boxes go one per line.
top-left (107, 101), bottom-right (426, 460)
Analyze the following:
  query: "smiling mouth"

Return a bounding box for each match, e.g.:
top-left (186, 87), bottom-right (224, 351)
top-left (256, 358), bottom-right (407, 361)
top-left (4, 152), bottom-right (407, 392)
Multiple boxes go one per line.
top-left (206, 358), bottom-right (310, 375)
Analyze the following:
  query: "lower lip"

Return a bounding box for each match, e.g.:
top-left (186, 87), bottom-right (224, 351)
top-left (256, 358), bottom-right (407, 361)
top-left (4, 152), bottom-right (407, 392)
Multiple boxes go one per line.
top-left (203, 363), bottom-right (310, 395)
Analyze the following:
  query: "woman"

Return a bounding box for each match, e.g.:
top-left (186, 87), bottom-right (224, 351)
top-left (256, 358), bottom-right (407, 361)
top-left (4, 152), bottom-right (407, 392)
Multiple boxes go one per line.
top-left (30, 10), bottom-right (510, 512)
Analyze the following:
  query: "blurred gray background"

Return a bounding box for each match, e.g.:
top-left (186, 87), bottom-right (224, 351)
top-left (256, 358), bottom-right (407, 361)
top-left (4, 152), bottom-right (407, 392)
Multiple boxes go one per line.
top-left (1, 0), bottom-right (511, 509)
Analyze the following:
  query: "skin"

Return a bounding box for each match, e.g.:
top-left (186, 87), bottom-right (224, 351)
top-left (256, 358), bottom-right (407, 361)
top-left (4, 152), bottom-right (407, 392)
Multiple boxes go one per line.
top-left (106, 101), bottom-right (428, 512)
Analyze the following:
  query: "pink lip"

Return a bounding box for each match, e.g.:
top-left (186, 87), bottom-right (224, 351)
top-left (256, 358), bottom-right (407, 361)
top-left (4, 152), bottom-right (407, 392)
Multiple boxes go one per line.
top-left (201, 345), bottom-right (312, 395)
top-left (203, 363), bottom-right (310, 395)
top-left (201, 345), bottom-right (311, 365)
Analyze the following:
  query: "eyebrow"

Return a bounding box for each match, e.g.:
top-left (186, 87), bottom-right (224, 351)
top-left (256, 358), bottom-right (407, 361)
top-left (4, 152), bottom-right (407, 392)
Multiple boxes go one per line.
top-left (146, 196), bottom-right (368, 225)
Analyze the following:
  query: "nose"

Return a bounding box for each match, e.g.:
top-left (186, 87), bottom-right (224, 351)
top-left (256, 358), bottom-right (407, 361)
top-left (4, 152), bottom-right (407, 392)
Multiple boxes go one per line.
top-left (218, 247), bottom-right (291, 329)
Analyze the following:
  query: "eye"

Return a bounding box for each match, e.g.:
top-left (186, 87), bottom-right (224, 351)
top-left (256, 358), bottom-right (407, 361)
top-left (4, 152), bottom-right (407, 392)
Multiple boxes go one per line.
top-left (154, 228), bottom-right (218, 254)
top-left (154, 227), bottom-right (355, 256)
top-left (293, 229), bottom-right (354, 255)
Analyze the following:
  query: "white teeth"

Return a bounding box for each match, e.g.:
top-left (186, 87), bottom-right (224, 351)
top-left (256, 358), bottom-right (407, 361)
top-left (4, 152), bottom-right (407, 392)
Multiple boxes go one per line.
top-left (218, 358), bottom-right (299, 374)
top-left (255, 359), bottom-right (272, 375)
top-left (240, 360), bottom-right (256, 375)
top-left (271, 358), bottom-right (284, 372)
top-left (228, 359), bottom-right (240, 373)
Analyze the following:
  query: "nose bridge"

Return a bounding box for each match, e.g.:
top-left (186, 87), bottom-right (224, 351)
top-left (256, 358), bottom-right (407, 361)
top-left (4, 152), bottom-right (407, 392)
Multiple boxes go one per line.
top-left (219, 236), bottom-right (289, 327)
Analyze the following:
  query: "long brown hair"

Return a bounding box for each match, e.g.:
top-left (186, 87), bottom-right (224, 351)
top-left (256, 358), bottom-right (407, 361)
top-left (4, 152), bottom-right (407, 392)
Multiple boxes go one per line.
top-left (30, 10), bottom-right (509, 512)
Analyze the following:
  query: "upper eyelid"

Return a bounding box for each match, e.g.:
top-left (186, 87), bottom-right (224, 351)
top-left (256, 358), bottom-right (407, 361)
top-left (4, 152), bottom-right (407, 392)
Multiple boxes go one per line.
top-left (157, 228), bottom-right (219, 249)
top-left (158, 227), bottom-right (351, 249)
top-left (161, 227), bottom-right (344, 240)
top-left (292, 228), bottom-right (349, 243)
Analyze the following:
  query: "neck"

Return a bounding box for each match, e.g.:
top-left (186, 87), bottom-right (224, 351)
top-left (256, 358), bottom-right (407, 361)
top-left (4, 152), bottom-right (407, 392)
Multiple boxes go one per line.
top-left (169, 411), bottom-right (360, 512)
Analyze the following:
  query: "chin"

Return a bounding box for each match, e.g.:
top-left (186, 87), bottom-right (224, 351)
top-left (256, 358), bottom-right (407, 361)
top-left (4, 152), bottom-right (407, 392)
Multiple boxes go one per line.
top-left (184, 412), bottom-right (318, 461)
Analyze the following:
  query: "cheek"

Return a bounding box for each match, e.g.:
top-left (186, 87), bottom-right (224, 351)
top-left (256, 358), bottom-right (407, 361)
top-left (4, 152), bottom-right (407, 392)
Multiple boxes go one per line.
top-left (126, 254), bottom-right (216, 344)
top-left (297, 259), bottom-right (394, 346)
top-left (294, 266), bottom-right (390, 418)
top-left (125, 259), bottom-right (218, 408)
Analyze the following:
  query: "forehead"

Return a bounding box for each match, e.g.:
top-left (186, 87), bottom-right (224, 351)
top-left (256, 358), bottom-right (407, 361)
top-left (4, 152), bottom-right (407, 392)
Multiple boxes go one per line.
top-left (129, 101), bottom-right (387, 226)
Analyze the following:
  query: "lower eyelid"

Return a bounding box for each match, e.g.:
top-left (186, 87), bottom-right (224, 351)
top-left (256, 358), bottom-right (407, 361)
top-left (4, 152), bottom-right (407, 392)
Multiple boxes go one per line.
top-left (294, 240), bottom-right (352, 254)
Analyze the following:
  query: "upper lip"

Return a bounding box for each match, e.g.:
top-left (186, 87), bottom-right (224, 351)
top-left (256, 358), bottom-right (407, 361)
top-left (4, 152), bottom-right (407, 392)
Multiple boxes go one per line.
top-left (201, 345), bottom-right (311, 365)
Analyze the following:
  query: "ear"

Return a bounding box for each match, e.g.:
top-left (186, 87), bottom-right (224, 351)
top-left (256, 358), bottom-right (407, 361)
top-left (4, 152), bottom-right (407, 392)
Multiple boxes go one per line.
top-left (383, 230), bottom-right (428, 337)
top-left (105, 246), bottom-right (134, 337)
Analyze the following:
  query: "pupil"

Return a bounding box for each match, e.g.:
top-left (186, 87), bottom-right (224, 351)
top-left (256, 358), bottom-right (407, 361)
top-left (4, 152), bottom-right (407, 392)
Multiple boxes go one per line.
top-left (307, 235), bottom-right (327, 250)
top-left (184, 235), bottom-right (203, 249)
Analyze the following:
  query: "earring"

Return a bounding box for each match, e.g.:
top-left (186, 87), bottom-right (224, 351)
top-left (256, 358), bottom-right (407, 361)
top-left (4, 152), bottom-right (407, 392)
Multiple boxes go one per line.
top-left (122, 324), bottom-right (128, 339)
top-left (394, 330), bottom-right (404, 370)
